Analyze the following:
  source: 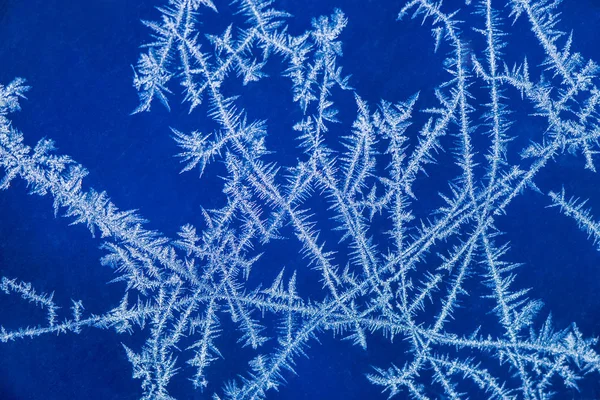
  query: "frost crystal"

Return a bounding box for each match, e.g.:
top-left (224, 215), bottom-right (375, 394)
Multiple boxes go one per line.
top-left (2, 0), bottom-right (600, 398)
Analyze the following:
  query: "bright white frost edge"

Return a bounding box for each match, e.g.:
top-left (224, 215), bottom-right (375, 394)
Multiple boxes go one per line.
top-left (1, 0), bottom-right (600, 399)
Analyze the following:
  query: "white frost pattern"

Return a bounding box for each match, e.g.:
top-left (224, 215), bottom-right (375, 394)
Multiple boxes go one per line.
top-left (1, 0), bottom-right (600, 399)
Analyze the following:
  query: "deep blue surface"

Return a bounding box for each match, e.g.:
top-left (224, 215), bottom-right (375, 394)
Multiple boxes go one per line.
top-left (1, 0), bottom-right (600, 399)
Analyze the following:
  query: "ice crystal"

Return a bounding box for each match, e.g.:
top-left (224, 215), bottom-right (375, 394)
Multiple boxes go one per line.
top-left (2, 0), bottom-right (600, 399)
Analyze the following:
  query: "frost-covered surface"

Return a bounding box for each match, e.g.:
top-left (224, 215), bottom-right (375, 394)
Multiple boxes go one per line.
top-left (1, 0), bottom-right (600, 399)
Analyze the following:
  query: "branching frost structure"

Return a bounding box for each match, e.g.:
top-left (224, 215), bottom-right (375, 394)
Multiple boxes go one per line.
top-left (1, 0), bottom-right (600, 398)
